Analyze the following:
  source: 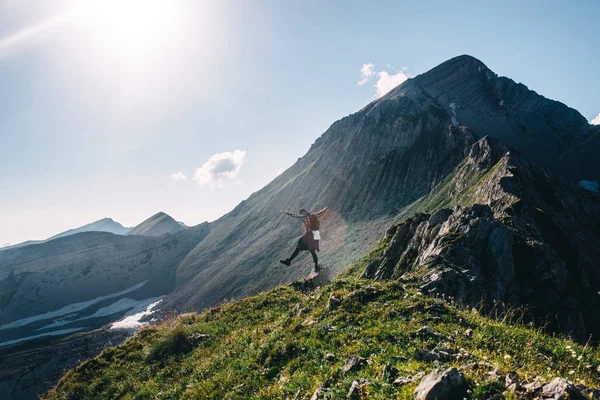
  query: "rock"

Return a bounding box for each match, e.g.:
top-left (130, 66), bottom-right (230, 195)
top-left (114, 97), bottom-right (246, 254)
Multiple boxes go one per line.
top-left (382, 363), bottom-right (399, 382)
top-left (343, 356), bottom-right (367, 374)
top-left (393, 372), bottom-right (424, 386)
top-left (523, 381), bottom-right (542, 393)
top-left (578, 386), bottom-right (600, 399)
top-left (325, 353), bottom-right (335, 362)
top-left (411, 326), bottom-right (439, 339)
top-left (487, 368), bottom-right (505, 382)
top-left (414, 349), bottom-right (456, 362)
top-left (347, 380), bottom-right (360, 399)
top-left (541, 378), bottom-right (585, 399)
top-left (413, 368), bottom-right (467, 400)
top-left (505, 382), bottom-right (522, 393)
top-left (310, 377), bottom-right (333, 400)
top-left (505, 371), bottom-right (520, 386)
top-left (328, 294), bottom-right (342, 309)
top-left (191, 333), bottom-right (211, 342)
top-left (323, 326), bottom-right (337, 332)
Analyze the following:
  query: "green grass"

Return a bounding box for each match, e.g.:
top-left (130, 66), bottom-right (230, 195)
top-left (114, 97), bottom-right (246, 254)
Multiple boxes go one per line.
top-left (44, 279), bottom-right (600, 400)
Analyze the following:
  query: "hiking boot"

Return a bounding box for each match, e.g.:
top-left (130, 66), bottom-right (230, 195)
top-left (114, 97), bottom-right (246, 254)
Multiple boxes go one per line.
top-left (279, 259), bottom-right (291, 266)
top-left (313, 263), bottom-right (321, 272)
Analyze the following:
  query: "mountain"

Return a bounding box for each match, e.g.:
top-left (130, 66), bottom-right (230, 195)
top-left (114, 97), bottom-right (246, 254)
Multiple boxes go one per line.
top-left (47, 217), bottom-right (129, 240)
top-left (0, 217), bottom-right (130, 252)
top-left (162, 55), bottom-right (600, 319)
top-left (126, 212), bottom-right (185, 237)
top-left (361, 135), bottom-right (600, 340)
top-left (0, 225), bottom-right (210, 348)
top-left (4, 54), bottom-right (600, 398)
top-left (42, 280), bottom-right (600, 399)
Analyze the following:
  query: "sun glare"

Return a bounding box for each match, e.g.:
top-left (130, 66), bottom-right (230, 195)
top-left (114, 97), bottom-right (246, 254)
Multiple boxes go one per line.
top-left (78, 0), bottom-right (183, 56)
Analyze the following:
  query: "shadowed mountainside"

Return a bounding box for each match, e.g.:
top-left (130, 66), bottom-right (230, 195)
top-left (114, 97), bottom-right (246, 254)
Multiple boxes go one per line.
top-left (164, 55), bottom-right (599, 317)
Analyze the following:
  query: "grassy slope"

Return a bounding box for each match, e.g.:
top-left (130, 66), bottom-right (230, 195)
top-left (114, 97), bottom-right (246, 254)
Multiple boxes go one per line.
top-left (44, 152), bottom-right (600, 399)
top-left (45, 275), bottom-right (600, 399)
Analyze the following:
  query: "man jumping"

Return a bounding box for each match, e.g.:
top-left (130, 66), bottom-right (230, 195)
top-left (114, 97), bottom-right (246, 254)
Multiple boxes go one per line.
top-left (280, 207), bottom-right (328, 273)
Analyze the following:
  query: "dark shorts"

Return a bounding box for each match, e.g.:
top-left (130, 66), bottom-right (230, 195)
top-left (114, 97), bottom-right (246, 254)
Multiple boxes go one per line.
top-left (297, 236), bottom-right (308, 251)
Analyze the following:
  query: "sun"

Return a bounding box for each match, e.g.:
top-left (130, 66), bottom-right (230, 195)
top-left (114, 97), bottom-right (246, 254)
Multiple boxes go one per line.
top-left (77, 0), bottom-right (183, 57)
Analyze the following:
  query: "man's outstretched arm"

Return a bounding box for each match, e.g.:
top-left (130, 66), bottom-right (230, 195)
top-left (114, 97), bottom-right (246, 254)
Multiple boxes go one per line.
top-left (314, 207), bottom-right (329, 217)
top-left (281, 210), bottom-right (304, 218)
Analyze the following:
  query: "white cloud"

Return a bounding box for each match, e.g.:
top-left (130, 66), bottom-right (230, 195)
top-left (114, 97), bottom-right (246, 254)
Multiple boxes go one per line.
top-left (591, 113), bottom-right (600, 125)
top-left (171, 171), bottom-right (187, 181)
top-left (357, 63), bottom-right (374, 85)
top-left (357, 63), bottom-right (409, 98)
top-left (375, 70), bottom-right (408, 98)
top-left (194, 150), bottom-right (247, 187)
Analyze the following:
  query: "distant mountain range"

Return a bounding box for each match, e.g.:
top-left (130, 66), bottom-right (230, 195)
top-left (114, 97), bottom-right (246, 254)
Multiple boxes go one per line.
top-left (0, 213), bottom-right (190, 252)
top-left (0, 218), bottom-right (130, 252)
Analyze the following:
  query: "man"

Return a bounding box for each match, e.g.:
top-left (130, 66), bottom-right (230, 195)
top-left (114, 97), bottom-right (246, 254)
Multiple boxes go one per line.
top-left (279, 207), bottom-right (328, 273)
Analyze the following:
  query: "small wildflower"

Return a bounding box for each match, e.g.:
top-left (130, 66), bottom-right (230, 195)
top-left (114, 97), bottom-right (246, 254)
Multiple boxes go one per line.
top-left (566, 345), bottom-right (572, 350)
top-left (585, 364), bottom-right (591, 369)
top-left (569, 370), bottom-right (575, 375)
top-left (504, 354), bottom-right (511, 360)
top-left (577, 355), bottom-right (583, 361)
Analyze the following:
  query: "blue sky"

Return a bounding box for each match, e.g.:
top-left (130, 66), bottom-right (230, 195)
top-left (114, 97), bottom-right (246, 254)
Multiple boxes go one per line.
top-left (1, 0), bottom-right (599, 245)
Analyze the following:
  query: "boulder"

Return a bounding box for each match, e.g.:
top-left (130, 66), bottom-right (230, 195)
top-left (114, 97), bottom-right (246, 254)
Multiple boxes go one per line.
top-left (413, 368), bottom-right (468, 400)
top-left (540, 378), bottom-right (585, 399)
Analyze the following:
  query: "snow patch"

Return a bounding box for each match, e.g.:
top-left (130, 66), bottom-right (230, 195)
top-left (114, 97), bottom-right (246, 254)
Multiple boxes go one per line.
top-left (111, 299), bottom-right (163, 330)
top-left (449, 103), bottom-right (459, 125)
top-left (499, 100), bottom-right (504, 106)
top-left (36, 296), bottom-right (164, 331)
top-left (579, 180), bottom-right (599, 193)
top-left (0, 328), bottom-right (86, 348)
top-left (0, 281), bottom-right (148, 331)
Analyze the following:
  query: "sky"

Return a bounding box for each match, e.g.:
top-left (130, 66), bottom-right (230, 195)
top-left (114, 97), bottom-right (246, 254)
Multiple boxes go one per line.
top-left (1, 0), bottom-right (599, 245)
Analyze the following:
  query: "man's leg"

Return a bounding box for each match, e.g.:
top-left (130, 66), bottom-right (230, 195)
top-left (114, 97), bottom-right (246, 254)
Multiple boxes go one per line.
top-left (310, 250), bottom-right (320, 272)
top-left (280, 247), bottom-right (300, 266)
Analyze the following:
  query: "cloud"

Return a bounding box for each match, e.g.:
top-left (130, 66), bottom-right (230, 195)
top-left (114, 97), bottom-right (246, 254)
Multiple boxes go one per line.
top-left (194, 150), bottom-right (247, 187)
top-left (171, 171), bottom-right (187, 181)
top-left (375, 70), bottom-right (408, 98)
top-left (591, 113), bottom-right (600, 125)
top-left (357, 63), bottom-right (374, 85)
top-left (358, 63), bottom-right (409, 98)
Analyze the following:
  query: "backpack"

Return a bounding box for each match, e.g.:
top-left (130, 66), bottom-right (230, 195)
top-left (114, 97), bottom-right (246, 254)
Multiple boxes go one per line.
top-left (308, 213), bottom-right (320, 231)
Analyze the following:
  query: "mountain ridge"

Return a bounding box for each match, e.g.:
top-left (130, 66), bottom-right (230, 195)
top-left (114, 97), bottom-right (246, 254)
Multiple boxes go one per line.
top-left (0, 217), bottom-right (130, 252)
top-left (126, 212), bottom-right (185, 237)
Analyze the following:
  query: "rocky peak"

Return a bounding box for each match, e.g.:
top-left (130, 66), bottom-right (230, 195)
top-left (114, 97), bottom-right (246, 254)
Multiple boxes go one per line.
top-left (126, 212), bottom-right (184, 237)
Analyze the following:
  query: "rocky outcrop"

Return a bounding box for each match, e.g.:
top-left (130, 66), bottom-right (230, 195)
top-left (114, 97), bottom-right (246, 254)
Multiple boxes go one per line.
top-left (362, 137), bottom-right (600, 340)
top-left (413, 368), bottom-right (467, 400)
